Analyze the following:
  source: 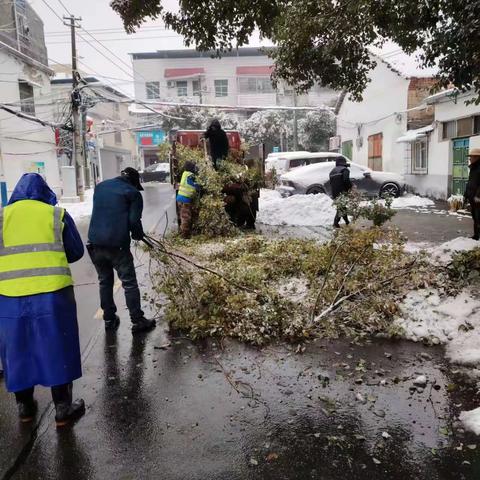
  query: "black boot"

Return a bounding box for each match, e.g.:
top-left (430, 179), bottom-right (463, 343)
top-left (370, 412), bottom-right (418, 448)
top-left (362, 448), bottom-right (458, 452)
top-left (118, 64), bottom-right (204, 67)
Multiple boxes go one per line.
top-left (131, 317), bottom-right (156, 334)
top-left (15, 388), bottom-right (37, 423)
top-left (55, 399), bottom-right (86, 428)
top-left (104, 314), bottom-right (120, 331)
top-left (17, 400), bottom-right (38, 423)
top-left (52, 383), bottom-right (85, 428)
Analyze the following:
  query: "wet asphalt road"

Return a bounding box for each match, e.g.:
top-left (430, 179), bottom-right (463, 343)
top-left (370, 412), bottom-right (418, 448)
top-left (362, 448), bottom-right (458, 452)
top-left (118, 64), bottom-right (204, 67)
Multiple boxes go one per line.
top-left (0, 183), bottom-right (176, 479)
top-left (2, 196), bottom-right (480, 480)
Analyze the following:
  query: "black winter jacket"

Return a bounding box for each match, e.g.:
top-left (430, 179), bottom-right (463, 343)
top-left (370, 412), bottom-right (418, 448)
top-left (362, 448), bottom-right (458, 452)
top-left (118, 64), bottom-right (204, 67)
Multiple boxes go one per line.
top-left (329, 166), bottom-right (353, 199)
top-left (465, 161), bottom-right (480, 200)
top-left (88, 176), bottom-right (144, 248)
top-left (205, 125), bottom-right (229, 167)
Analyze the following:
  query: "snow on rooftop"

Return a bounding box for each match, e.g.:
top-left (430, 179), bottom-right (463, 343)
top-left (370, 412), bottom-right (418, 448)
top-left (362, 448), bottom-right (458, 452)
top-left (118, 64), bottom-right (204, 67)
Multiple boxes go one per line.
top-left (370, 43), bottom-right (438, 79)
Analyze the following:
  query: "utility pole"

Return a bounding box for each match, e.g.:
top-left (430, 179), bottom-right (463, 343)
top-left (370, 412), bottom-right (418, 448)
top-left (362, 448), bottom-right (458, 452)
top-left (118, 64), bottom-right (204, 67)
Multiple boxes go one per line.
top-left (293, 90), bottom-right (299, 151)
top-left (63, 14), bottom-right (85, 200)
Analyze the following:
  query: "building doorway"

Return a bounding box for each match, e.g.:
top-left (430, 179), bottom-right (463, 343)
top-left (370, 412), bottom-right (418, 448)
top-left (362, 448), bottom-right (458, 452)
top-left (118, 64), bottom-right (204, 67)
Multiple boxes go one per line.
top-left (452, 137), bottom-right (470, 195)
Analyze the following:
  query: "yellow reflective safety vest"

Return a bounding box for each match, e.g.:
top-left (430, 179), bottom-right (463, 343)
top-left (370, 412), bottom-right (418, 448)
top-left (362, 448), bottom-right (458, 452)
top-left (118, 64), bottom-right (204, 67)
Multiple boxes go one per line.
top-left (0, 199), bottom-right (73, 297)
top-left (177, 171), bottom-right (197, 199)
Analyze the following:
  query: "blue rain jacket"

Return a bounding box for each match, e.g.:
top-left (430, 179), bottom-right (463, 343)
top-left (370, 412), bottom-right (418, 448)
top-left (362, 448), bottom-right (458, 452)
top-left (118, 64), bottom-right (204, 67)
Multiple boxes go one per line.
top-left (0, 174), bottom-right (84, 392)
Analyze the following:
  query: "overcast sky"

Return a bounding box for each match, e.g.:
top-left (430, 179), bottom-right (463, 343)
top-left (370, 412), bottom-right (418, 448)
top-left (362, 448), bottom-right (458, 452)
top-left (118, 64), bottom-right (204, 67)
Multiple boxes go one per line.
top-left (29, 0), bottom-right (267, 97)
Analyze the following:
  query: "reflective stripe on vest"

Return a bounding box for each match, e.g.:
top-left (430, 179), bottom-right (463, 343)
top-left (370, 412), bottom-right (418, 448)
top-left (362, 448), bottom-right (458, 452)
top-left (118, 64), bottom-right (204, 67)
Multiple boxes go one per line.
top-left (0, 200), bottom-right (73, 297)
top-left (178, 171), bottom-right (196, 199)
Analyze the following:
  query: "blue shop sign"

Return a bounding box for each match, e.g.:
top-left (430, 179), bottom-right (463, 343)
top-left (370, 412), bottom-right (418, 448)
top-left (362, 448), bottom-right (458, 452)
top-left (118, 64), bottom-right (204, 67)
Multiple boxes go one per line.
top-left (136, 130), bottom-right (166, 146)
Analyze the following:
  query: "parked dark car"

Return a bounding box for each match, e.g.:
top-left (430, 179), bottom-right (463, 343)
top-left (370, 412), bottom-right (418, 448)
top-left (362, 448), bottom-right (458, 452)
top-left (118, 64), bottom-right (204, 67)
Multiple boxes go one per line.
top-left (139, 163), bottom-right (170, 183)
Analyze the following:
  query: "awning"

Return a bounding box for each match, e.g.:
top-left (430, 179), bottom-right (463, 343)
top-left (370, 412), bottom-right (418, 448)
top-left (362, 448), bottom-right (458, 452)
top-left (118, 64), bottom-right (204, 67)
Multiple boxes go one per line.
top-left (236, 65), bottom-right (274, 75)
top-left (396, 125), bottom-right (434, 143)
top-left (164, 68), bottom-right (205, 78)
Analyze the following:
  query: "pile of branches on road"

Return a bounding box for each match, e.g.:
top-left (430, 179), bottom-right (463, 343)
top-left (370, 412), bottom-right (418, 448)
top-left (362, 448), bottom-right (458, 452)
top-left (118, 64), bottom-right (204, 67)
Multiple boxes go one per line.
top-left (145, 226), bottom-right (444, 345)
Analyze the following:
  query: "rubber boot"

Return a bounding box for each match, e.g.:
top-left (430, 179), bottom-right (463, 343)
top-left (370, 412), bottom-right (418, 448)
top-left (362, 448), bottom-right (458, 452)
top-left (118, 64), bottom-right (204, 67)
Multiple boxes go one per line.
top-left (52, 383), bottom-right (85, 428)
top-left (55, 399), bottom-right (86, 428)
top-left (15, 388), bottom-right (37, 423)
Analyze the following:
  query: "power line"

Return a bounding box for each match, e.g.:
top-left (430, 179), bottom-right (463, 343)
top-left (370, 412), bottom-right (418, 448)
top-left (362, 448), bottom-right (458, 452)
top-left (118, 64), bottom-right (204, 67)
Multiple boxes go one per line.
top-left (0, 103), bottom-right (72, 130)
top-left (45, 26), bottom-right (169, 36)
top-left (46, 34), bottom-right (181, 45)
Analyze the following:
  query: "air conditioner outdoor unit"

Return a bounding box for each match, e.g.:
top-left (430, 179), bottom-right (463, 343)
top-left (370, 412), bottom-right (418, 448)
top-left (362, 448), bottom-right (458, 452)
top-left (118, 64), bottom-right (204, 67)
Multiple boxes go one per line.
top-left (167, 81), bottom-right (176, 89)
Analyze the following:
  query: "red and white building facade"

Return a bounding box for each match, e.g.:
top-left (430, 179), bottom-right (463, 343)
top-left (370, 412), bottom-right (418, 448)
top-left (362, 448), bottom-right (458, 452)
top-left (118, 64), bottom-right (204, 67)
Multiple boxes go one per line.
top-left (130, 47), bottom-right (338, 116)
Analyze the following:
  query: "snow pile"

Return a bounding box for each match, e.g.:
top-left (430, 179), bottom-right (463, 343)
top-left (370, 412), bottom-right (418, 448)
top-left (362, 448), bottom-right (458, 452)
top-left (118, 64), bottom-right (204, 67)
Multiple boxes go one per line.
top-left (459, 408), bottom-right (480, 435)
top-left (396, 289), bottom-right (480, 365)
top-left (258, 190), bottom-right (335, 226)
top-left (258, 190), bottom-right (435, 227)
top-left (60, 189), bottom-right (94, 222)
top-left (390, 194), bottom-right (434, 209)
top-left (428, 237), bottom-right (479, 265)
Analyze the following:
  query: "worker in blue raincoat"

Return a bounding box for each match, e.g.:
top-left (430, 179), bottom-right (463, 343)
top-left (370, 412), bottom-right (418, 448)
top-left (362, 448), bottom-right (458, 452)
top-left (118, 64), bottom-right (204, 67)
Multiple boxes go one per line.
top-left (0, 173), bottom-right (85, 427)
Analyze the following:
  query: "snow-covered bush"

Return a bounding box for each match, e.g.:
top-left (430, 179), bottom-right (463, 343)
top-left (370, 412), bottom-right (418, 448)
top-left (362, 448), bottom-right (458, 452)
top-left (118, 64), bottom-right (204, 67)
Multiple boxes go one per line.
top-left (298, 110), bottom-right (335, 151)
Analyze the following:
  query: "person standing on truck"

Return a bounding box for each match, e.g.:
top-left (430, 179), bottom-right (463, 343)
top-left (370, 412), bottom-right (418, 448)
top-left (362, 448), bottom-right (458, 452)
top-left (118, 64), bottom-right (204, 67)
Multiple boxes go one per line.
top-left (204, 119), bottom-right (229, 170)
top-left (177, 161), bottom-right (200, 238)
top-left (329, 158), bottom-right (353, 228)
top-left (87, 167), bottom-right (156, 333)
top-left (0, 174), bottom-right (85, 427)
top-left (465, 148), bottom-right (480, 240)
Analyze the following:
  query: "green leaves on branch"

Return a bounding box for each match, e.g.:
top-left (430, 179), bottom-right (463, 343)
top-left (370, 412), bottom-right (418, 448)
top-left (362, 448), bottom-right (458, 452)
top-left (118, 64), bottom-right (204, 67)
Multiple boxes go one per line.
top-left (334, 191), bottom-right (396, 227)
top-left (111, 0), bottom-right (480, 101)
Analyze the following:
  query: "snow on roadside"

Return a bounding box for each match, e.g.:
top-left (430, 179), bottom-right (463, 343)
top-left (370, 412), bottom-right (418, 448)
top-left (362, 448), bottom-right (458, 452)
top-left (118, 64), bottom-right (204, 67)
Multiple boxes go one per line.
top-left (258, 190), bottom-right (436, 227)
top-left (390, 194), bottom-right (435, 209)
top-left (427, 237), bottom-right (479, 265)
top-left (404, 237), bottom-right (479, 265)
top-left (258, 190), bottom-right (334, 227)
top-left (459, 408), bottom-right (480, 435)
top-left (59, 189), bottom-right (94, 222)
top-left (396, 289), bottom-right (480, 365)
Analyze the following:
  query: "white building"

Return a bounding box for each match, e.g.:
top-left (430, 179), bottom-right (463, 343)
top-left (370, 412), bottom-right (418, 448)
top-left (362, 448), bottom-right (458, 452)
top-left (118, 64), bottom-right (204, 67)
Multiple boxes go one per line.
top-left (422, 90), bottom-right (480, 198)
top-left (0, 0), bottom-right (61, 199)
top-left (336, 52), bottom-right (438, 195)
top-left (130, 47), bottom-right (339, 113)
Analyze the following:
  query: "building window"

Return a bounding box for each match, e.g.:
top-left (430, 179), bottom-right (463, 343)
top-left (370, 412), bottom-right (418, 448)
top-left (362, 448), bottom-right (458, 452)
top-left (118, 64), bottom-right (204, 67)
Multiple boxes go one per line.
top-left (19, 81), bottom-right (35, 115)
top-left (368, 133), bottom-right (383, 171)
top-left (176, 81), bottom-right (188, 97)
top-left (146, 81), bottom-right (160, 100)
top-left (412, 140), bottom-right (428, 174)
top-left (238, 77), bottom-right (274, 94)
top-left (114, 130), bottom-right (122, 144)
top-left (474, 116), bottom-right (480, 135)
top-left (457, 117), bottom-right (473, 137)
top-left (214, 79), bottom-right (228, 97)
top-left (443, 120), bottom-right (456, 140)
top-left (192, 80), bottom-right (201, 97)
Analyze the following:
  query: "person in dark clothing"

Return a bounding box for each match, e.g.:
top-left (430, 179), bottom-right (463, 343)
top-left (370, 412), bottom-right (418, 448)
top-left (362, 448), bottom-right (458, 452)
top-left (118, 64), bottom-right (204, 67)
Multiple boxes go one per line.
top-left (87, 167), bottom-right (156, 333)
top-left (204, 119), bottom-right (229, 170)
top-left (329, 157), bottom-right (353, 228)
top-left (464, 148), bottom-right (480, 240)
